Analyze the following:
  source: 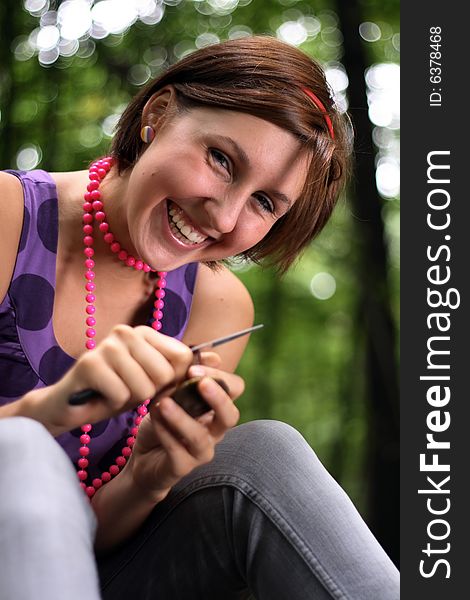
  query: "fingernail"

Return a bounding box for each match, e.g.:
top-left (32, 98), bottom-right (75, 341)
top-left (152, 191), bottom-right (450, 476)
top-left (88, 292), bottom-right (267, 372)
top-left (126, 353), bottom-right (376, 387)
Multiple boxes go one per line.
top-left (160, 397), bottom-right (175, 414)
top-left (200, 377), bottom-right (218, 398)
top-left (189, 365), bottom-right (206, 377)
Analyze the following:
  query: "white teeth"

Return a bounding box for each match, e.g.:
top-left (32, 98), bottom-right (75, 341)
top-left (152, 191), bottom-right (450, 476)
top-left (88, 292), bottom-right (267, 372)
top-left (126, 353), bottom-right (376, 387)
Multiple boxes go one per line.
top-left (167, 201), bottom-right (207, 245)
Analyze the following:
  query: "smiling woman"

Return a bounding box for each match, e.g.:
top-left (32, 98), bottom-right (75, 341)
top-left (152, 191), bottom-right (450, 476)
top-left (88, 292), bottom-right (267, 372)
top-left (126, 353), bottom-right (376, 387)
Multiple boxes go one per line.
top-left (0, 35), bottom-right (398, 600)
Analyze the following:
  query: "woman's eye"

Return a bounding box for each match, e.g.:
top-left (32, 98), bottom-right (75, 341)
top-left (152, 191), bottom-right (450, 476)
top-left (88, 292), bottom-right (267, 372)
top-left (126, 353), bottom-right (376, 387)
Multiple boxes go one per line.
top-left (210, 148), bottom-right (231, 173)
top-left (254, 194), bottom-right (274, 214)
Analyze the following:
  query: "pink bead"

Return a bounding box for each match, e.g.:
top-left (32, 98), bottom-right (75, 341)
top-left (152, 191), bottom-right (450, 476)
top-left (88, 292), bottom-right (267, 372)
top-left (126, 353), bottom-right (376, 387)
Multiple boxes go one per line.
top-left (85, 259), bottom-right (95, 269)
top-left (110, 242), bottom-right (121, 253)
top-left (86, 328), bottom-right (96, 338)
top-left (151, 320), bottom-right (162, 330)
top-left (135, 260), bottom-right (144, 270)
top-left (83, 224), bottom-right (93, 235)
top-left (85, 282), bottom-right (95, 292)
top-left (156, 278), bottom-right (166, 288)
top-left (83, 213), bottom-right (93, 224)
top-left (103, 233), bottom-right (114, 244)
top-left (83, 236), bottom-right (94, 246)
top-left (126, 436), bottom-right (136, 446)
top-left (116, 456), bottom-right (126, 467)
top-left (125, 256), bottom-right (136, 267)
top-left (84, 192), bottom-right (92, 202)
top-left (118, 250), bottom-right (128, 261)
top-left (155, 289), bottom-right (165, 299)
top-left (80, 434), bottom-right (91, 444)
top-left (85, 304), bottom-right (96, 314)
top-left (153, 310), bottom-right (163, 320)
top-left (80, 482), bottom-right (87, 490)
top-left (97, 168), bottom-right (107, 178)
top-left (92, 478), bottom-right (103, 489)
top-left (87, 180), bottom-right (99, 191)
top-left (101, 160), bottom-right (111, 171)
top-left (101, 472), bottom-right (111, 483)
top-left (78, 459), bottom-right (89, 470)
top-left (86, 316), bottom-right (96, 327)
top-left (90, 190), bottom-right (101, 201)
top-left (84, 247), bottom-right (94, 257)
top-left (137, 405), bottom-right (148, 416)
top-left (86, 339), bottom-right (96, 350)
top-left (144, 399), bottom-right (150, 405)
top-left (92, 200), bottom-right (103, 211)
top-left (78, 470), bottom-right (88, 481)
top-left (154, 299), bottom-right (164, 309)
top-left (85, 271), bottom-right (95, 280)
top-left (130, 426), bottom-right (138, 436)
top-left (95, 211), bottom-right (106, 222)
top-left (109, 465), bottom-right (120, 476)
top-left (83, 201), bottom-right (93, 212)
top-left (86, 293), bottom-right (95, 303)
top-left (89, 172), bottom-right (100, 181)
top-left (86, 486), bottom-right (96, 498)
top-left (81, 424), bottom-right (92, 432)
top-left (99, 222), bottom-right (109, 232)
top-left (135, 416), bottom-right (143, 426)
top-left (143, 264), bottom-right (151, 273)
top-left (79, 446), bottom-right (90, 456)
top-left (122, 447), bottom-right (132, 457)
top-left (159, 271), bottom-right (168, 277)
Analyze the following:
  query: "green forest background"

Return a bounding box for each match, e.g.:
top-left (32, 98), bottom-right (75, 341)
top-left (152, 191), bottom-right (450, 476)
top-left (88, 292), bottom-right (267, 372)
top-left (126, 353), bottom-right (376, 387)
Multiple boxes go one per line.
top-left (0, 0), bottom-right (400, 565)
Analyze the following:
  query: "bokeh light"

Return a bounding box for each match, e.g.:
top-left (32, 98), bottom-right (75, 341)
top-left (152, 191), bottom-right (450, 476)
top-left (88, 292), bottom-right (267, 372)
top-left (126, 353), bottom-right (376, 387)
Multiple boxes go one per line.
top-left (359, 21), bottom-right (381, 42)
top-left (16, 145), bottom-right (42, 170)
top-left (310, 272), bottom-right (337, 300)
top-left (23, 0), bottom-right (167, 64)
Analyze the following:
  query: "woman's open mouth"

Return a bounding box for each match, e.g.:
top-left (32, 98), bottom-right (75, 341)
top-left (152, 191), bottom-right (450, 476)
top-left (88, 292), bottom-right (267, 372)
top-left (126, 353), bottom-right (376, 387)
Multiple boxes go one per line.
top-left (166, 200), bottom-right (210, 246)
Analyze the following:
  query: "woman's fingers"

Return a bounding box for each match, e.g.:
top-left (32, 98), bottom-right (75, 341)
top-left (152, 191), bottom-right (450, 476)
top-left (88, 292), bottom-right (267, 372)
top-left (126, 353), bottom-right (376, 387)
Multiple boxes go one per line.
top-left (197, 351), bottom-right (222, 368)
top-left (187, 365), bottom-right (245, 400)
top-left (155, 397), bottom-right (215, 464)
top-left (195, 377), bottom-right (240, 440)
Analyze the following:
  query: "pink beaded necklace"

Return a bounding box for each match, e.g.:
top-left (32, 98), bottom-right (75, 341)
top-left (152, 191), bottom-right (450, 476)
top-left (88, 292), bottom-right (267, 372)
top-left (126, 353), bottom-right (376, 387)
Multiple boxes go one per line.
top-left (78, 156), bottom-right (167, 498)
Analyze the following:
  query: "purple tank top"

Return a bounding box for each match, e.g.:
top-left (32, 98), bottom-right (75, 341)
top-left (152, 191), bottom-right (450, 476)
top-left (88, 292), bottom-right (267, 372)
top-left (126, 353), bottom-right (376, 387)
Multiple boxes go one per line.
top-left (0, 169), bottom-right (198, 478)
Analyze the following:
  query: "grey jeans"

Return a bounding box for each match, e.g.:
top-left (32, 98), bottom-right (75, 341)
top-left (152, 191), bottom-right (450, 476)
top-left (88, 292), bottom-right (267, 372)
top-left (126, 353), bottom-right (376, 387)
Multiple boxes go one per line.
top-left (0, 417), bottom-right (399, 599)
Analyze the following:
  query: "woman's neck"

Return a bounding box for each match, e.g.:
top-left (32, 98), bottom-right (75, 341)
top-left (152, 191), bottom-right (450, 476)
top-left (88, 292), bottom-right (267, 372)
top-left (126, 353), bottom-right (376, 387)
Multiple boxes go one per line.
top-left (51, 167), bottom-right (147, 285)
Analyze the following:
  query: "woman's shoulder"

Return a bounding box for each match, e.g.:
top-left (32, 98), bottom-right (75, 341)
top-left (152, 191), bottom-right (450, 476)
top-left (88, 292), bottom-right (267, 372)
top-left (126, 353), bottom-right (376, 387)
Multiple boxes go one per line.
top-left (183, 264), bottom-right (254, 371)
top-left (194, 264), bottom-right (254, 312)
top-left (0, 172), bottom-right (26, 303)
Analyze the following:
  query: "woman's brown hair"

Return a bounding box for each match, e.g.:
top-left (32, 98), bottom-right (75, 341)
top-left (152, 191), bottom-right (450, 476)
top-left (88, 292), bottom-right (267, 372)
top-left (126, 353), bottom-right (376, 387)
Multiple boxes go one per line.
top-left (111, 35), bottom-right (352, 273)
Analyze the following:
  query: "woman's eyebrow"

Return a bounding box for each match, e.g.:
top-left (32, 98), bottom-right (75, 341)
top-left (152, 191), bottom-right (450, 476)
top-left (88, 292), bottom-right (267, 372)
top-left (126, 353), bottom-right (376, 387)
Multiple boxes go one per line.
top-left (211, 134), bottom-right (293, 207)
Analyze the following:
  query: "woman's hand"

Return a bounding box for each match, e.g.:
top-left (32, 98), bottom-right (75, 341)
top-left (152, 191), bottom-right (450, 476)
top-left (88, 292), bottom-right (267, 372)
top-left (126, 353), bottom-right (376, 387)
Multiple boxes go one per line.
top-left (20, 325), bottom-right (194, 436)
top-left (126, 364), bottom-right (243, 501)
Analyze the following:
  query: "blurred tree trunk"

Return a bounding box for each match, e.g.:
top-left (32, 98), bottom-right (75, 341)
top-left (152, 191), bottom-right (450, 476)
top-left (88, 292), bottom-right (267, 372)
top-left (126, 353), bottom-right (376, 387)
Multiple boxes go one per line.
top-left (0, 0), bottom-right (20, 167)
top-left (335, 0), bottom-right (400, 566)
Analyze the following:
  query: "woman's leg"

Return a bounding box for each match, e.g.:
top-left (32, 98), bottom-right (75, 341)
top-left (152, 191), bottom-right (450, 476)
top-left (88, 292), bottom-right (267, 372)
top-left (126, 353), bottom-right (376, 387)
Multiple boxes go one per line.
top-left (0, 417), bottom-right (101, 600)
top-left (98, 420), bottom-right (399, 600)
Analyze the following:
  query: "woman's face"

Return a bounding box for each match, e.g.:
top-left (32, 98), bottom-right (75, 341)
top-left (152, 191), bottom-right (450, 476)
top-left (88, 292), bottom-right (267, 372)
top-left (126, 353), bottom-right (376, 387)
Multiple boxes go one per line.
top-left (124, 107), bottom-right (309, 271)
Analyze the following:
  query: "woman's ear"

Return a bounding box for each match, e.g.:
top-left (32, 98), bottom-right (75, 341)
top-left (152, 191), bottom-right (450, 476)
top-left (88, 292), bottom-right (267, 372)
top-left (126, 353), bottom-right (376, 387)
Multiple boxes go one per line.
top-left (141, 85), bottom-right (178, 133)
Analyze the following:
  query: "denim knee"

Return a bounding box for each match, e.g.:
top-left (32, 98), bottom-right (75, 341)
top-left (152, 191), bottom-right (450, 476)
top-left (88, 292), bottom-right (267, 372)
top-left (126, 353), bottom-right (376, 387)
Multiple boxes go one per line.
top-left (0, 416), bottom-right (96, 533)
top-left (0, 416), bottom-right (56, 455)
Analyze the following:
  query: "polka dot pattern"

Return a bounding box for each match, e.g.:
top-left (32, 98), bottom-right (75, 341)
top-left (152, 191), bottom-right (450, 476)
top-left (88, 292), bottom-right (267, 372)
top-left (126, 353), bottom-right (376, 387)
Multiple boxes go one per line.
top-left (160, 289), bottom-right (187, 338)
top-left (0, 354), bottom-right (39, 397)
top-left (37, 199), bottom-right (59, 252)
top-left (10, 274), bottom-right (54, 331)
top-left (18, 206), bottom-right (30, 253)
top-left (0, 169), bottom-right (199, 480)
top-left (39, 345), bottom-right (73, 384)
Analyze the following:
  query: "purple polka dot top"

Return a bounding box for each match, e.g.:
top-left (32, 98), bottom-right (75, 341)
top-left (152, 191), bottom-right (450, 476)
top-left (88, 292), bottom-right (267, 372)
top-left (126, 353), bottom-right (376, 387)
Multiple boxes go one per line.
top-left (0, 169), bottom-right (198, 478)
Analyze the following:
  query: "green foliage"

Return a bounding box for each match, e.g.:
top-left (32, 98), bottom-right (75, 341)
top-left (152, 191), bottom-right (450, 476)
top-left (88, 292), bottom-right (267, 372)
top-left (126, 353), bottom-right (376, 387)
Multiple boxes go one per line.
top-left (0, 0), bottom-right (399, 514)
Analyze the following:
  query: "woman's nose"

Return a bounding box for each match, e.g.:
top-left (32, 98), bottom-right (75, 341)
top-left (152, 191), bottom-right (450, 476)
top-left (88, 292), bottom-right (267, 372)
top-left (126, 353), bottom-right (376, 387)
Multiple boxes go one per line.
top-left (204, 196), bottom-right (245, 235)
